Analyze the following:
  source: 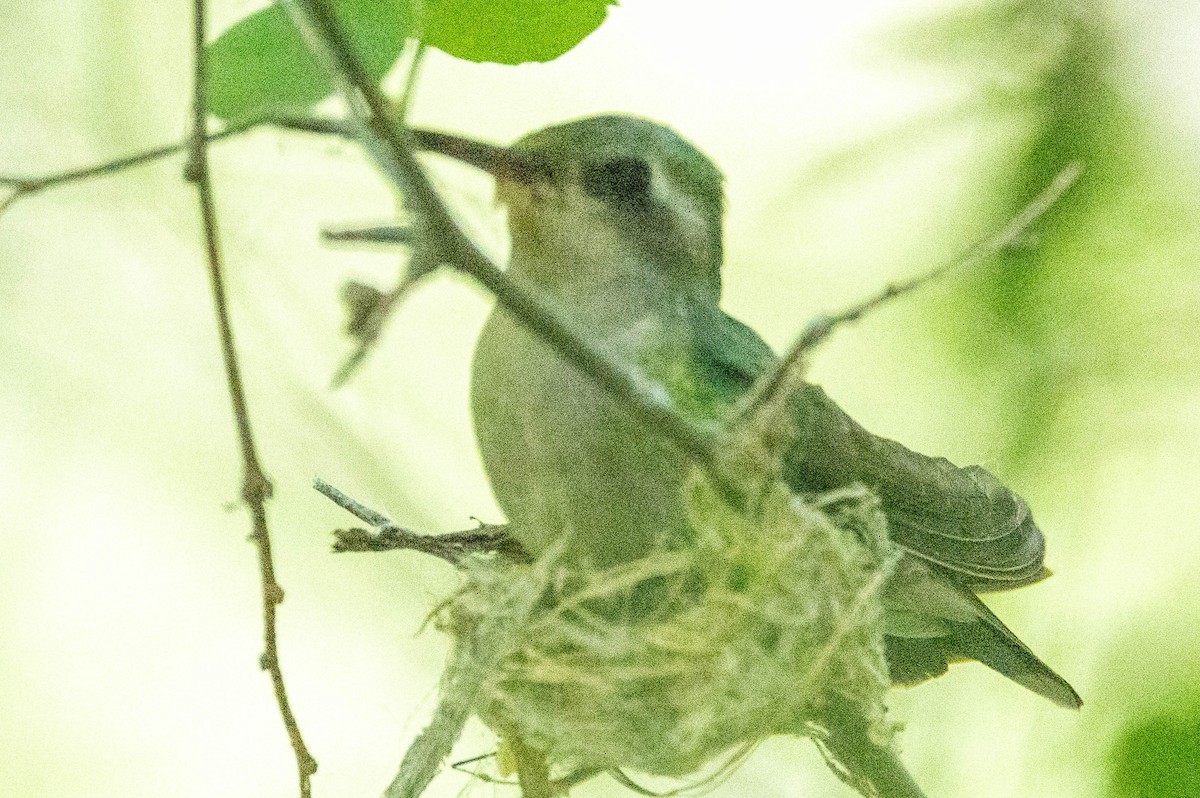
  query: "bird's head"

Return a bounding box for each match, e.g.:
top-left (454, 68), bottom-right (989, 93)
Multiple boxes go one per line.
top-left (423, 115), bottom-right (726, 302)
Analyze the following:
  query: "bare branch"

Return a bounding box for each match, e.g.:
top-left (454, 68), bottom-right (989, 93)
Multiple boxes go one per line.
top-left (186, 1), bottom-right (316, 794)
top-left (314, 478), bottom-right (527, 565)
top-left (0, 114), bottom-right (358, 219)
top-left (735, 162), bottom-right (1083, 430)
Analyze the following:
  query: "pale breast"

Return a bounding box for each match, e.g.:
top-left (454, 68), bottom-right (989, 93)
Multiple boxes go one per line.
top-left (470, 306), bottom-right (694, 570)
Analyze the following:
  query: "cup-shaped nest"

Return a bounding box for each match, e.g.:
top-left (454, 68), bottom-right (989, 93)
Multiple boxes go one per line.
top-left (439, 473), bottom-right (899, 778)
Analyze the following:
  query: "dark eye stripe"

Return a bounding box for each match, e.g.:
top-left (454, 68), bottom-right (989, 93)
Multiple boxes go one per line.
top-left (582, 157), bottom-right (653, 205)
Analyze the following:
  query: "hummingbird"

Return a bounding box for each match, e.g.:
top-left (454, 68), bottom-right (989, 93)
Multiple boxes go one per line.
top-left (415, 114), bottom-right (1080, 797)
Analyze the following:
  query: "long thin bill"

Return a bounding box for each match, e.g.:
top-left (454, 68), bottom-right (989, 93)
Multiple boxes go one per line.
top-left (412, 130), bottom-right (550, 184)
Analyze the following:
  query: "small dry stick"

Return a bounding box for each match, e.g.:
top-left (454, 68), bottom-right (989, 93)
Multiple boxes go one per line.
top-left (187, 1), bottom-right (316, 794)
top-left (314, 478), bottom-right (527, 564)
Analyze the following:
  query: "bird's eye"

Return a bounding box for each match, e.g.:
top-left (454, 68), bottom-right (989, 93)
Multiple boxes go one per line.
top-left (582, 157), bottom-right (653, 205)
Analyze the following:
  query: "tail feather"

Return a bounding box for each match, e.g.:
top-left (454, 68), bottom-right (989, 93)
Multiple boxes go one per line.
top-left (787, 383), bottom-right (1081, 707)
top-left (882, 556), bottom-right (1082, 709)
top-left (942, 588), bottom-right (1082, 709)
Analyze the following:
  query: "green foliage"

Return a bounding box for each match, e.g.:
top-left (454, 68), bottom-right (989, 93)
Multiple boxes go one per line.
top-left (421, 0), bottom-right (615, 64)
top-left (1108, 711), bottom-right (1200, 798)
top-left (204, 0), bottom-right (615, 119)
top-left (204, 0), bottom-right (412, 120)
top-left (880, 0), bottom-right (1169, 472)
top-left (942, 5), bottom-right (1135, 470)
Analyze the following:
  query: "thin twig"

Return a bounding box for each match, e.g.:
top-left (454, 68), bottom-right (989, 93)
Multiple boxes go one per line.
top-left (0, 114), bottom-right (356, 219)
top-left (186, 1), bottom-right (316, 794)
top-left (0, 116), bottom-right (535, 218)
top-left (0, 115), bottom-right (556, 213)
top-left (328, 235), bottom-right (438, 388)
top-left (377, 543), bottom-right (553, 798)
top-left (396, 41), bottom-right (427, 120)
top-left (278, 0), bottom-right (728, 494)
top-left (735, 162), bottom-right (1083, 428)
top-left (322, 224), bottom-right (412, 244)
top-left (331, 32), bottom-right (424, 387)
top-left (313, 477), bottom-right (392, 526)
top-left (314, 478), bottom-right (527, 564)
top-left (449, 752), bottom-right (606, 793)
top-left (0, 123), bottom-right (246, 211)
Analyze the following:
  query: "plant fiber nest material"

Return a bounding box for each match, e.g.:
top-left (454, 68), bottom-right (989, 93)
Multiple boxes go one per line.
top-left (437, 472), bottom-right (901, 778)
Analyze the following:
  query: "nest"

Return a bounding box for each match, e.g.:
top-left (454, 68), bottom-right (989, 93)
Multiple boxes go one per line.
top-left (437, 472), bottom-right (900, 779)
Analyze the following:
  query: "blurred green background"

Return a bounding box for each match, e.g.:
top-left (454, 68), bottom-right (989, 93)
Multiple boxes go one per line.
top-left (3, 0), bottom-right (1199, 796)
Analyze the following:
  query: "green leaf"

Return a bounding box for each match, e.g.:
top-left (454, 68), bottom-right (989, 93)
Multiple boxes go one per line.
top-left (205, 0), bottom-right (412, 120)
top-left (1108, 711), bottom-right (1200, 798)
top-left (420, 0), bottom-right (615, 65)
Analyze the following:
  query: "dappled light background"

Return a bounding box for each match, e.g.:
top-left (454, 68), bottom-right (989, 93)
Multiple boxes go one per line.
top-left (3, 0), bottom-right (1199, 796)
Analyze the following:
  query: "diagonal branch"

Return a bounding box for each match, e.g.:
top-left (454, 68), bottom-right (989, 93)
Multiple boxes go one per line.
top-left (186, 1), bottom-right (316, 795)
top-left (277, 0), bottom-right (729, 493)
top-left (734, 162), bottom-right (1083, 431)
